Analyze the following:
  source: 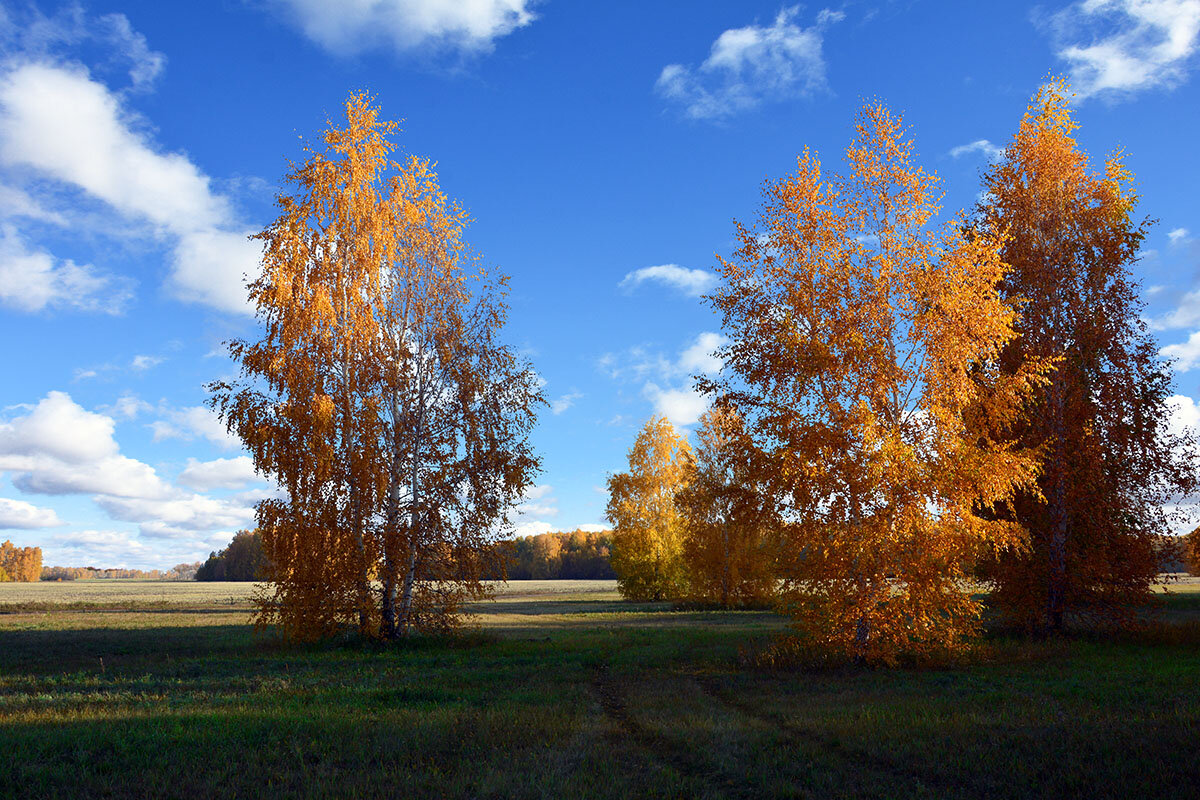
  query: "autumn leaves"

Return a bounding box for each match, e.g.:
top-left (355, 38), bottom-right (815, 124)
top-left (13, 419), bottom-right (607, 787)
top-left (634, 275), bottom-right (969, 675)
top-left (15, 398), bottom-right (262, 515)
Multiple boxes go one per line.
top-left (210, 95), bottom-right (541, 641)
top-left (215, 83), bottom-right (1193, 660)
top-left (606, 81), bottom-right (1196, 663)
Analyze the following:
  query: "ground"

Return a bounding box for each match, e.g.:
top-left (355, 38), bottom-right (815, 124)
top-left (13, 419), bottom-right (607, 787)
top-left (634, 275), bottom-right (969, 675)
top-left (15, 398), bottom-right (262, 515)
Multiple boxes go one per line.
top-left (1, 579), bottom-right (1198, 799)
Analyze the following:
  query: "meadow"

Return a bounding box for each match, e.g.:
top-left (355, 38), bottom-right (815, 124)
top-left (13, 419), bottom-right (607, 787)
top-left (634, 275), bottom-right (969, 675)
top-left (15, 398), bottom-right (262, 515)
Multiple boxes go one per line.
top-left (1, 579), bottom-right (1199, 799)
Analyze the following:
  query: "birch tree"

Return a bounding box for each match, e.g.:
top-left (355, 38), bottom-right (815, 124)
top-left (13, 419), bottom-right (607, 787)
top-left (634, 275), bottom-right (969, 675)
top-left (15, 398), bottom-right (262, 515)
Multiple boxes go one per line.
top-left (211, 93), bottom-right (540, 641)
top-left (708, 104), bottom-right (1046, 662)
top-left (973, 79), bottom-right (1199, 631)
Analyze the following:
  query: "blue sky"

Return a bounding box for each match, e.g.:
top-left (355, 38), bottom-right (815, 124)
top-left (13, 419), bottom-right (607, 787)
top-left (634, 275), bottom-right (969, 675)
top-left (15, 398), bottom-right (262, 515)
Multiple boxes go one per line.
top-left (1, 0), bottom-right (1199, 569)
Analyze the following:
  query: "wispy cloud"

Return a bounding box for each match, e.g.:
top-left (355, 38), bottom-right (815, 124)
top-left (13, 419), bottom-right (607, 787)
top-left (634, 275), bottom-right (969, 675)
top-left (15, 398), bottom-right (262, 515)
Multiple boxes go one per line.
top-left (949, 139), bottom-right (1004, 161)
top-left (270, 0), bottom-right (538, 56)
top-left (619, 264), bottom-right (716, 298)
top-left (1042, 0), bottom-right (1200, 100)
top-left (656, 6), bottom-right (843, 120)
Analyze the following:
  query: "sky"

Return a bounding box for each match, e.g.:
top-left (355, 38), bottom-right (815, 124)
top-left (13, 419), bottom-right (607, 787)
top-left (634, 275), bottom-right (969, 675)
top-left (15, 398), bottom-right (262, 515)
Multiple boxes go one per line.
top-left (1, 0), bottom-right (1200, 570)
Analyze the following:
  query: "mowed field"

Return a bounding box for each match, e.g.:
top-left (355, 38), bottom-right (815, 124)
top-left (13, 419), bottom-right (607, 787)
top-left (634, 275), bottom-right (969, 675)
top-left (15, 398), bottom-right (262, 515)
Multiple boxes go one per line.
top-left (1, 580), bottom-right (1199, 799)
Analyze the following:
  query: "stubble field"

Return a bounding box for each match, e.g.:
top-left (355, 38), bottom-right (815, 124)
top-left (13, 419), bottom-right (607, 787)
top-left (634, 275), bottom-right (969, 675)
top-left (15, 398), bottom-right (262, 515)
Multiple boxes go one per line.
top-left (1, 579), bottom-right (1198, 799)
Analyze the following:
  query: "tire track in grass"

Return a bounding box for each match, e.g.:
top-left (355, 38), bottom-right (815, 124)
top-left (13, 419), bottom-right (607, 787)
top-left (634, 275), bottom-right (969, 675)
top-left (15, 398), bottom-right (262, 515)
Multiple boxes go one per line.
top-left (590, 663), bottom-right (756, 799)
top-left (693, 674), bottom-right (964, 799)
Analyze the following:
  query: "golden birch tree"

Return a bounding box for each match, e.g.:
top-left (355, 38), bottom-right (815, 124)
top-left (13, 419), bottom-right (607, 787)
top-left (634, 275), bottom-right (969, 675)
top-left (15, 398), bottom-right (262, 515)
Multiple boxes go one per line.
top-left (973, 79), bottom-right (1199, 631)
top-left (707, 103), bottom-right (1045, 663)
top-left (606, 416), bottom-right (692, 601)
top-left (210, 93), bottom-right (541, 641)
top-left (676, 405), bottom-right (779, 607)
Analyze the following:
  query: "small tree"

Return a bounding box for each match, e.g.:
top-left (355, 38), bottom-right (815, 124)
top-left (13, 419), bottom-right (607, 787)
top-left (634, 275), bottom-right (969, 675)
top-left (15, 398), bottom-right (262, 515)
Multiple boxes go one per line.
top-left (676, 405), bottom-right (778, 607)
top-left (607, 416), bottom-right (692, 601)
top-left (707, 103), bottom-right (1045, 663)
top-left (1186, 528), bottom-right (1200, 577)
top-left (974, 79), bottom-right (1199, 631)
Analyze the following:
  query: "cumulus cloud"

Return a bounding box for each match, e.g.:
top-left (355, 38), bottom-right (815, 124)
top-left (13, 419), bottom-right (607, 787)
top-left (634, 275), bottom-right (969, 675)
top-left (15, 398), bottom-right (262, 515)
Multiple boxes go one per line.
top-left (1168, 226), bottom-right (1192, 244)
top-left (642, 382), bottom-right (710, 427)
top-left (0, 391), bottom-right (171, 498)
top-left (0, 224), bottom-right (130, 313)
top-left (272, 0), bottom-right (537, 56)
top-left (1161, 330), bottom-right (1200, 370)
top-left (656, 6), bottom-right (842, 119)
top-left (95, 493), bottom-right (255, 540)
top-left (949, 139), bottom-right (1004, 161)
top-left (177, 456), bottom-right (260, 491)
top-left (0, 496), bottom-right (63, 529)
top-left (0, 62), bottom-right (259, 314)
top-left (1167, 394), bottom-right (1200, 438)
top-left (619, 264), bottom-right (717, 298)
top-left (49, 529), bottom-right (153, 564)
top-left (1045, 0), bottom-right (1200, 99)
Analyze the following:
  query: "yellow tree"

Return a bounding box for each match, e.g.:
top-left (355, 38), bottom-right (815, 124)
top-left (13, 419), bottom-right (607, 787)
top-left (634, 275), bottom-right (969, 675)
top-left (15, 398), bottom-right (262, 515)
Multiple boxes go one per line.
top-left (606, 416), bottom-right (692, 601)
top-left (975, 79), bottom-right (1200, 631)
top-left (676, 405), bottom-right (778, 607)
top-left (707, 104), bottom-right (1045, 663)
top-left (211, 93), bottom-right (541, 641)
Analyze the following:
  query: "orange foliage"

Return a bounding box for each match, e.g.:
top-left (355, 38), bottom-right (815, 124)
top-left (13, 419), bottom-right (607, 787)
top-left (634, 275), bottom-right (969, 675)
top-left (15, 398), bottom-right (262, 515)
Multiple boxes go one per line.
top-left (210, 93), bottom-right (541, 641)
top-left (973, 79), bottom-right (1199, 631)
top-left (676, 405), bottom-right (779, 607)
top-left (606, 416), bottom-right (691, 601)
top-left (706, 103), bottom-right (1045, 662)
top-left (0, 540), bottom-right (41, 582)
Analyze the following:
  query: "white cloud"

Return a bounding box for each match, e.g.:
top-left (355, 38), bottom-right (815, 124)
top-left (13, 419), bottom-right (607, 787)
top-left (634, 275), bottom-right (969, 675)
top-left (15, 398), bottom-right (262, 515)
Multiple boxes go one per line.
top-left (1046, 0), bottom-right (1200, 99)
top-left (1169, 226), bottom-right (1192, 244)
top-left (677, 332), bottom-right (728, 376)
top-left (1161, 330), bottom-right (1200, 370)
top-left (949, 139), bottom-right (1004, 161)
top-left (576, 523), bottom-right (610, 533)
top-left (619, 264), bottom-right (717, 298)
top-left (0, 496), bottom-right (63, 529)
top-left (272, 0), bottom-right (537, 55)
top-left (130, 354), bottom-right (163, 371)
top-left (656, 6), bottom-right (842, 119)
top-left (643, 382), bottom-right (709, 427)
top-left (512, 520), bottom-right (553, 537)
top-left (49, 529), bottom-right (152, 565)
top-left (152, 406), bottom-right (241, 450)
top-left (0, 390), bottom-right (119, 463)
top-left (1167, 394), bottom-right (1200, 437)
top-left (0, 224), bottom-right (129, 313)
top-left (109, 393), bottom-right (150, 419)
top-left (95, 493), bottom-right (256, 540)
top-left (177, 456), bottom-right (260, 491)
top-left (515, 483), bottom-right (557, 519)
top-left (1156, 291), bottom-right (1200, 329)
top-left (0, 391), bottom-right (170, 499)
top-left (0, 62), bottom-right (258, 314)
top-left (0, 183), bottom-right (66, 224)
top-left (0, 4), bottom-right (166, 91)
top-left (551, 392), bottom-right (583, 415)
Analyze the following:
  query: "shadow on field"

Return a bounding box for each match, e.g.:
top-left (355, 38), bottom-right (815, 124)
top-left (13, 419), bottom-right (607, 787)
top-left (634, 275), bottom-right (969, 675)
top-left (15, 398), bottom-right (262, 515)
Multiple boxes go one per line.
top-left (0, 624), bottom-right (262, 674)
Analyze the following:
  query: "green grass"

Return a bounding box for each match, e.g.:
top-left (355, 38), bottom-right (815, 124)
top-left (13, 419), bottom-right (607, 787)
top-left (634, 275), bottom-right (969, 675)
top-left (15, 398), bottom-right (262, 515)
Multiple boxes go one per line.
top-left (1, 579), bottom-right (1198, 799)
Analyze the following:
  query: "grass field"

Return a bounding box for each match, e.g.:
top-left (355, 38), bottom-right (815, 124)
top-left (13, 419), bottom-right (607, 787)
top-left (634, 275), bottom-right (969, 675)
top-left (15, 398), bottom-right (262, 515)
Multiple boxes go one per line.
top-left (1, 579), bottom-right (1199, 799)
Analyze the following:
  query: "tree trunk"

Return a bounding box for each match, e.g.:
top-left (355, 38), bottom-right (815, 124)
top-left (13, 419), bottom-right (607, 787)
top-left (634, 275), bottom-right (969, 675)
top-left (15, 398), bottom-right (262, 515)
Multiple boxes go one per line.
top-left (1046, 385), bottom-right (1069, 633)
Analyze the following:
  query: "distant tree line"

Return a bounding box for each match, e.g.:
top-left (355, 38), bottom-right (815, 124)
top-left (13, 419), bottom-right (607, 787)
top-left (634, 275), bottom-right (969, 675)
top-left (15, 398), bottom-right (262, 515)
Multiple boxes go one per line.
top-left (0, 540), bottom-right (42, 582)
top-left (40, 563), bottom-right (201, 581)
top-left (486, 530), bottom-right (616, 580)
top-left (196, 531), bottom-right (268, 581)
